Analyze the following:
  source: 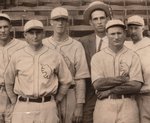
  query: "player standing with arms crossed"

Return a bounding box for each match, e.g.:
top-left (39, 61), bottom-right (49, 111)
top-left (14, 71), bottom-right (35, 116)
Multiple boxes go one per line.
top-left (79, 2), bottom-right (112, 122)
top-left (91, 19), bottom-right (143, 123)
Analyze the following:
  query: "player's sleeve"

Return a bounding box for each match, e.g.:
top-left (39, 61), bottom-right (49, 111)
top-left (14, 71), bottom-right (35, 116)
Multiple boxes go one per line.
top-left (57, 54), bottom-right (72, 95)
top-left (91, 54), bottom-right (104, 83)
top-left (4, 55), bottom-right (17, 104)
top-left (129, 53), bottom-right (143, 83)
top-left (74, 44), bottom-right (90, 79)
top-left (74, 44), bottom-right (89, 103)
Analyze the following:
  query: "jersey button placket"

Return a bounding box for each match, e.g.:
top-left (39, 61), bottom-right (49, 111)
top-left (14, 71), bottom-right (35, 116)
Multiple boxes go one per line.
top-left (33, 55), bottom-right (40, 97)
top-left (114, 55), bottom-right (120, 77)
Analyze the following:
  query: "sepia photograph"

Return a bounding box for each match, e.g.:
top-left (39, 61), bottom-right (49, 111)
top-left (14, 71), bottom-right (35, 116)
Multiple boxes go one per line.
top-left (0, 0), bottom-right (150, 123)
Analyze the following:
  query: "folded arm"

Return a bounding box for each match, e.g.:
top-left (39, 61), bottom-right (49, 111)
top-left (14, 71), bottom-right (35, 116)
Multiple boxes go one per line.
top-left (96, 80), bottom-right (142, 100)
top-left (110, 80), bottom-right (142, 95)
top-left (93, 76), bottom-right (128, 91)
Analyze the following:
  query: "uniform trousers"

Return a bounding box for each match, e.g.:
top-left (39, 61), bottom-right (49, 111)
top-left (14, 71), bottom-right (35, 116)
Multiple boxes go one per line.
top-left (82, 81), bottom-right (97, 123)
top-left (137, 94), bottom-right (150, 123)
top-left (0, 87), bottom-right (11, 123)
top-left (60, 88), bottom-right (76, 123)
top-left (94, 97), bottom-right (139, 123)
top-left (12, 97), bottom-right (59, 123)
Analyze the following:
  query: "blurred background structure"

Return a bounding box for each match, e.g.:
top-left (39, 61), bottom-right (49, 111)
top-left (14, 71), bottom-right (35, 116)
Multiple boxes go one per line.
top-left (0, 0), bottom-right (150, 39)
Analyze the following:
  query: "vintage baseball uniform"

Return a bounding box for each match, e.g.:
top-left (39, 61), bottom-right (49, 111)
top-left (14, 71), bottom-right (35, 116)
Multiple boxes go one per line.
top-left (43, 36), bottom-right (90, 123)
top-left (79, 34), bottom-right (132, 123)
top-left (131, 37), bottom-right (150, 123)
top-left (4, 45), bottom-right (72, 123)
top-left (0, 38), bottom-right (26, 123)
top-left (79, 34), bottom-right (108, 123)
top-left (91, 46), bottom-right (143, 123)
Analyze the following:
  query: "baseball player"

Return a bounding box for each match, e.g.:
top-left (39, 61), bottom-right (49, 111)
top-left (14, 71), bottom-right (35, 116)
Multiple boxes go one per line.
top-left (43, 7), bottom-right (90, 123)
top-left (91, 19), bottom-right (143, 123)
top-left (78, 2), bottom-right (112, 123)
top-left (0, 13), bottom-right (26, 123)
top-left (127, 15), bottom-right (150, 123)
top-left (4, 20), bottom-right (72, 123)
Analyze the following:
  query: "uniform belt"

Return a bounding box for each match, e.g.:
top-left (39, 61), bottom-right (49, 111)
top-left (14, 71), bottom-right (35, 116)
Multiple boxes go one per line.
top-left (101, 94), bottom-right (134, 100)
top-left (18, 96), bottom-right (51, 103)
top-left (139, 92), bottom-right (150, 96)
top-left (0, 84), bottom-right (5, 90)
top-left (69, 85), bottom-right (75, 89)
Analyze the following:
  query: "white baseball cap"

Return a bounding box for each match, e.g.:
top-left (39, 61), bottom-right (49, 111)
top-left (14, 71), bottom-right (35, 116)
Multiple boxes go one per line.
top-left (127, 15), bottom-right (145, 26)
top-left (106, 19), bottom-right (126, 30)
top-left (51, 7), bottom-right (69, 20)
top-left (0, 13), bottom-right (11, 22)
top-left (24, 20), bottom-right (44, 32)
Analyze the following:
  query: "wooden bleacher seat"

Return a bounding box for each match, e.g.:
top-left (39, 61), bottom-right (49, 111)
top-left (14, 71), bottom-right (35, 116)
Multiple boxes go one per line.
top-left (23, 15), bottom-right (49, 26)
top-left (1, 0), bottom-right (150, 38)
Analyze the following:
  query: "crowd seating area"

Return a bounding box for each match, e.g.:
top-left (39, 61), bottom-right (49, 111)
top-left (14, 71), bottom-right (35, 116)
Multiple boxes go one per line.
top-left (0, 0), bottom-right (150, 38)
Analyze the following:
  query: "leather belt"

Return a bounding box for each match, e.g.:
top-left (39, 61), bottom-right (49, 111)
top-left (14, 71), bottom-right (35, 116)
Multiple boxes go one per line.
top-left (101, 94), bottom-right (134, 100)
top-left (18, 96), bottom-right (51, 103)
top-left (0, 84), bottom-right (5, 91)
top-left (69, 85), bottom-right (75, 89)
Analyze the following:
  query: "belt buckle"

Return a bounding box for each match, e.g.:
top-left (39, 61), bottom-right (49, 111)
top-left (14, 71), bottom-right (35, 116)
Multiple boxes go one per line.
top-left (109, 94), bottom-right (123, 99)
top-left (29, 97), bottom-right (42, 103)
top-left (42, 97), bottom-right (45, 102)
top-left (69, 85), bottom-right (75, 89)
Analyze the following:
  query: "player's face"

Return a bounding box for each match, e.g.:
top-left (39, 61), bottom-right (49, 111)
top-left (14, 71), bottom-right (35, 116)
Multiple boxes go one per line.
top-left (51, 18), bottom-right (69, 35)
top-left (107, 26), bottom-right (126, 48)
top-left (24, 29), bottom-right (44, 47)
top-left (0, 20), bottom-right (11, 41)
top-left (89, 10), bottom-right (108, 33)
top-left (128, 25), bottom-right (144, 43)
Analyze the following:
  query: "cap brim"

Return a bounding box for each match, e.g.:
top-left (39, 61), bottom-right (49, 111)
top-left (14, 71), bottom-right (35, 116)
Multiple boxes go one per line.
top-left (51, 15), bottom-right (68, 20)
top-left (25, 26), bottom-right (43, 32)
top-left (106, 24), bottom-right (126, 30)
top-left (127, 22), bottom-right (144, 26)
top-left (84, 4), bottom-right (111, 25)
top-left (0, 16), bottom-right (11, 23)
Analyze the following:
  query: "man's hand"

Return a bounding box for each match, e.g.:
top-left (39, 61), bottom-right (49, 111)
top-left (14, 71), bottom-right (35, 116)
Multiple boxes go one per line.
top-left (72, 103), bottom-right (83, 123)
top-left (55, 93), bottom-right (64, 105)
top-left (96, 90), bottom-right (111, 100)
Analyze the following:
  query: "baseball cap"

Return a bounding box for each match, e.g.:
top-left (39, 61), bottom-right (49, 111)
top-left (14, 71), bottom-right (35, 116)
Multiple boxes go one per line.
top-left (0, 13), bottom-right (11, 22)
top-left (106, 19), bottom-right (126, 30)
top-left (51, 7), bottom-right (69, 20)
top-left (84, 1), bottom-right (111, 24)
top-left (127, 15), bottom-right (145, 26)
top-left (24, 20), bottom-right (44, 32)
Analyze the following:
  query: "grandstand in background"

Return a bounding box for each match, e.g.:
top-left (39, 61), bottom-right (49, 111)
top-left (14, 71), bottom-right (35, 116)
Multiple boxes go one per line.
top-left (0, 0), bottom-right (150, 39)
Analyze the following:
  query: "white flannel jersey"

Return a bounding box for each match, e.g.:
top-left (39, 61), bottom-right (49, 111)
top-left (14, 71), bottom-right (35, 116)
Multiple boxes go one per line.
top-left (4, 45), bottom-right (72, 103)
top-left (0, 38), bottom-right (26, 85)
top-left (91, 46), bottom-right (143, 84)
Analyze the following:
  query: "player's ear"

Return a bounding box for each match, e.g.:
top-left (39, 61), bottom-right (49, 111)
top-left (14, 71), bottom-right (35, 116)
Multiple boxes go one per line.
top-left (24, 32), bottom-right (28, 39)
top-left (50, 20), bottom-right (53, 26)
top-left (142, 26), bottom-right (145, 32)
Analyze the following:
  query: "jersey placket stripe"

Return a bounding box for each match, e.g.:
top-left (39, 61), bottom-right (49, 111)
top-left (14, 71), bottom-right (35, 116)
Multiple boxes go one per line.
top-left (114, 55), bottom-right (120, 77)
top-left (33, 55), bottom-right (39, 97)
